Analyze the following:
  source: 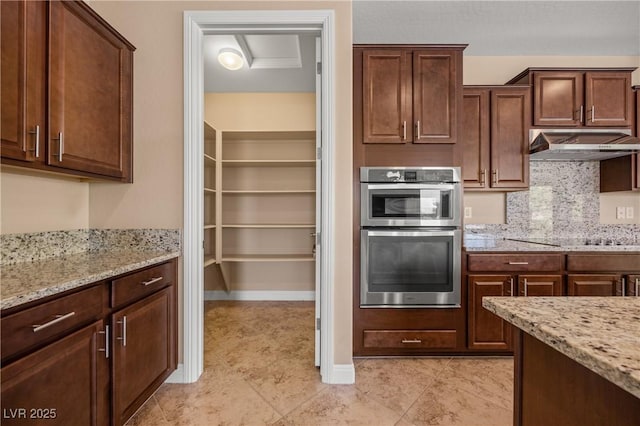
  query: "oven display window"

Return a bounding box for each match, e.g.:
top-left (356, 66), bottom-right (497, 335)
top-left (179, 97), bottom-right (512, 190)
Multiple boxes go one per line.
top-left (367, 235), bottom-right (454, 293)
top-left (371, 190), bottom-right (451, 219)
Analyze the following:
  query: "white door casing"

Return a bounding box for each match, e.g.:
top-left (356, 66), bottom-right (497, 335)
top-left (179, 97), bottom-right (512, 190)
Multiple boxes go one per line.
top-left (179, 10), bottom-right (352, 385)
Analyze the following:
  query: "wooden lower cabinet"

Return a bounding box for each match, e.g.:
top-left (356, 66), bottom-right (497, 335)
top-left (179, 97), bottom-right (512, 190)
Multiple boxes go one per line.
top-left (0, 258), bottom-right (177, 426)
top-left (468, 274), bottom-right (513, 351)
top-left (112, 288), bottom-right (176, 426)
top-left (0, 320), bottom-right (109, 426)
top-left (625, 274), bottom-right (640, 296)
top-left (567, 274), bottom-right (621, 296)
top-left (468, 273), bottom-right (563, 351)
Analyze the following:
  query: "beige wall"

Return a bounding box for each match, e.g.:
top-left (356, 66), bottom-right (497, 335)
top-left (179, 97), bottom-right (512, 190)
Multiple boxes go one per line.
top-left (0, 168), bottom-right (89, 234)
top-left (205, 93), bottom-right (316, 131)
top-left (89, 1), bottom-right (354, 366)
top-left (463, 192), bottom-right (506, 224)
top-left (600, 192), bottom-right (640, 225)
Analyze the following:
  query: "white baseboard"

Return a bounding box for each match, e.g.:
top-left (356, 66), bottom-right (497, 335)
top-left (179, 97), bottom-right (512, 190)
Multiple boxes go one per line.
top-left (165, 363), bottom-right (185, 383)
top-left (324, 363), bottom-right (356, 384)
top-left (204, 290), bottom-right (315, 301)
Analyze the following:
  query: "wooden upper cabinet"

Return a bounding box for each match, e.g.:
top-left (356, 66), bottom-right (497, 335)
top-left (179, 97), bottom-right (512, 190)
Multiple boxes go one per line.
top-left (462, 89), bottom-right (490, 187)
top-left (0, 0), bottom-right (47, 162)
top-left (584, 72), bottom-right (633, 127)
top-left (412, 50), bottom-right (460, 144)
top-left (0, 0), bottom-right (135, 182)
top-left (508, 68), bottom-right (635, 128)
top-left (48, 1), bottom-right (134, 181)
top-left (360, 46), bottom-right (463, 145)
top-left (362, 50), bottom-right (410, 143)
top-left (462, 86), bottom-right (530, 190)
top-left (532, 71), bottom-right (583, 126)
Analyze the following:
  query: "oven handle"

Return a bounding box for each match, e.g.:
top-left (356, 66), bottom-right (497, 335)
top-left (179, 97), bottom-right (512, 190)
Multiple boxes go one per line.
top-left (363, 183), bottom-right (459, 190)
top-left (363, 229), bottom-right (461, 238)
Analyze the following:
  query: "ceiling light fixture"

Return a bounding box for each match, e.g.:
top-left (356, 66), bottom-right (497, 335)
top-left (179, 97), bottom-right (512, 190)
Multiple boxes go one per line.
top-left (217, 48), bottom-right (244, 70)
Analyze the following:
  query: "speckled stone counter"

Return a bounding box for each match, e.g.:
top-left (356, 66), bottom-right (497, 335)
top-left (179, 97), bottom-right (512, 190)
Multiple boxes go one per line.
top-left (1, 249), bottom-right (180, 310)
top-left (464, 236), bottom-right (640, 252)
top-left (483, 296), bottom-right (640, 399)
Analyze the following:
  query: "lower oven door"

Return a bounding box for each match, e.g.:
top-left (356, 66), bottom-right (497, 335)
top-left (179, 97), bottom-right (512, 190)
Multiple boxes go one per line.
top-left (361, 228), bottom-right (461, 307)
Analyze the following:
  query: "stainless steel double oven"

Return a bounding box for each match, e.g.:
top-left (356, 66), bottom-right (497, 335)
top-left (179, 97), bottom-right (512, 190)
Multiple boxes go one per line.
top-left (360, 167), bottom-right (462, 308)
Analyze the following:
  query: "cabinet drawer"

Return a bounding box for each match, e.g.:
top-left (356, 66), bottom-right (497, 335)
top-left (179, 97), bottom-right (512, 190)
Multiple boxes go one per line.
top-left (363, 330), bottom-right (457, 349)
top-left (467, 254), bottom-right (564, 272)
top-left (1, 283), bottom-right (107, 363)
top-left (111, 261), bottom-right (175, 308)
top-left (567, 254), bottom-right (640, 272)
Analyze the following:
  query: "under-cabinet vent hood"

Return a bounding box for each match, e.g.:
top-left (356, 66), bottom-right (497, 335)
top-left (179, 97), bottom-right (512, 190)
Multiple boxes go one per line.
top-left (529, 129), bottom-right (640, 161)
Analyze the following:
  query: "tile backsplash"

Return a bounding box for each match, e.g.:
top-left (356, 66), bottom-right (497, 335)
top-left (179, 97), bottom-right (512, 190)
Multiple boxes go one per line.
top-left (1, 229), bottom-right (181, 265)
top-left (465, 161), bottom-right (640, 243)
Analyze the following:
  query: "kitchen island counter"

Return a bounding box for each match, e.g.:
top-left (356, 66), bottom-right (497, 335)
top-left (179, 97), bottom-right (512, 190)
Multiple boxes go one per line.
top-left (484, 296), bottom-right (640, 426)
top-left (1, 249), bottom-right (180, 311)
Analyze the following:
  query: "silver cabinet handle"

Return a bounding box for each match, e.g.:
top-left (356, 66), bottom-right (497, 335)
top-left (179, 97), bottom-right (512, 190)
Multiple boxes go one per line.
top-left (580, 105), bottom-right (584, 123)
top-left (479, 169), bottom-right (486, 187)
top-left (401, 339), bottom-right (422, 344)
top-left (508, 261), bottom-right (529, 265)
top-left (141, 276), bottom-right (163, 286)
top-left (53, 132), bottom-right (64, 162)
top-left (591, 105), bottom-right (595, 122)
top-left (28, 125), bottom-right (40, 157)
top-left (523, 278), bottom-right (528, 297)
top-left (117, 316), bottom-right (127, 347)
top-left (415, 121), bottom-right (421, 140)
top-left (509, 277), bottom-right (514, 296)
top-left (635, 278), bottom-right (639, 297)
top-left (98, 325), bottom-right (110, 359)
top-left (402, 121), bottom-right (407, 141)
top-left (32, 311), bottom-right (76, 332)
top-left (622, 278), bottom-right (626, 297)
top-left (492, 169), bottom-right (498, 185)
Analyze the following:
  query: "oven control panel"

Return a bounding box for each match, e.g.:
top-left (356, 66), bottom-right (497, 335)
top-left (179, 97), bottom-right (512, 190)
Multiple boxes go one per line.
top-left (361, 167), bottom-right (460, 183)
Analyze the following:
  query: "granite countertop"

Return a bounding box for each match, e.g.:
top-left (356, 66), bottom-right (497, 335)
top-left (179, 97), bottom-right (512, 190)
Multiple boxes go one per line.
top-left (464, 236), bottom-right (640, 252)
top-left (1, 249), bottom-right (180, 311)
top-left (483, 296), bottom-right (640, 399)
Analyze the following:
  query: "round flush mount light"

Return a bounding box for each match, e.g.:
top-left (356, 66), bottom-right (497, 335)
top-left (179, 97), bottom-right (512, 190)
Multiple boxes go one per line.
top-left (217, 48), bottom-right (244, 70)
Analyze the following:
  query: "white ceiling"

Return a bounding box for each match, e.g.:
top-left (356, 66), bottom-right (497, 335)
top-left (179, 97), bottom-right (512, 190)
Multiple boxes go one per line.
top-left (204, 33), bottom-right (317, 93)
top-left (204, 1), bottom-right (640, 93)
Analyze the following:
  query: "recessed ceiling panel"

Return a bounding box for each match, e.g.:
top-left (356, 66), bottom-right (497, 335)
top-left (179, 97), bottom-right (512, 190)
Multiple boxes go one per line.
top-left (241, 34), bottom-right (302, 69)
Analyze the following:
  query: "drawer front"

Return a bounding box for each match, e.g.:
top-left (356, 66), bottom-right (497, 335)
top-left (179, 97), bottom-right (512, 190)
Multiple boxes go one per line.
top-left (1, 283), bottom-right (107, 362)
top-left (567, 254), bottom-right (640, 272)
top-left (467, 254), bottom-right (564, 272)
top-left (112, 261), bottom-right (175, 308)
top-left (363, 330), bottom-right (457, 349)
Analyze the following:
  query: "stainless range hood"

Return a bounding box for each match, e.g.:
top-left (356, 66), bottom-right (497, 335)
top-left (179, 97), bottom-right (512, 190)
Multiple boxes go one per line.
top-left (529, 129), bottom-right (640, 161)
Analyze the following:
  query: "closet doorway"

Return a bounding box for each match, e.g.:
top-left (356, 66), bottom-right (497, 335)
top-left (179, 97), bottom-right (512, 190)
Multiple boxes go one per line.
top-left (183, 11), bottom-right (336, 385)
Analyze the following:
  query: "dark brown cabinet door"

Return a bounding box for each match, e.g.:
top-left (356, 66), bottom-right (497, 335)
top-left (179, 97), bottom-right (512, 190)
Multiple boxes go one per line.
top-left (468, 274), bottom-right (512, 351)
top-left (462, 88), bottom-right (490, 188)
top-left (585, 72), bottom-right (633, 127)
top-left (0, 320), bottom-right (109, 426)
top-left (518, 275), bottom-right (563, 296)
top-left (567, 274), bottom-right (621, 296)
top-left (532, 71), bottom-right (583, 126)
top-left (490, 87), bottom-right (530, 188)
top-left (625, 274), bottom-right (639, 296)
top-left (0, 0), bottom-right (46, 162)
top-left (362, 50), bottom-right (411, 144)
top-left (600, 154), bottom-right (639, 192)
top-left (112, 288), bottom-right (176, 426)
top-left (48, 1), bottom-right (133, 181)
top-left (413, 50), bottom-right (460, 144)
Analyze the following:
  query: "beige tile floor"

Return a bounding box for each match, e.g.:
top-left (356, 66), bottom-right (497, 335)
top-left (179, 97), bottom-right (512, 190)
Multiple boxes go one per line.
top-left (126, 301), bottom-right (514, 426)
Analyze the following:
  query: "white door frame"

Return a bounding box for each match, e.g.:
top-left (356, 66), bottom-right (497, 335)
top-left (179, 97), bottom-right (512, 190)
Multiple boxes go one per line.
top-left (179, 10), bottom-right (340, 384)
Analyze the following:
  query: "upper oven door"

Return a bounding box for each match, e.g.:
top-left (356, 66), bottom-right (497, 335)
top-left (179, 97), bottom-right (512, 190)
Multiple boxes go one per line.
top-left (361, 183), bottom-right (461, 227)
